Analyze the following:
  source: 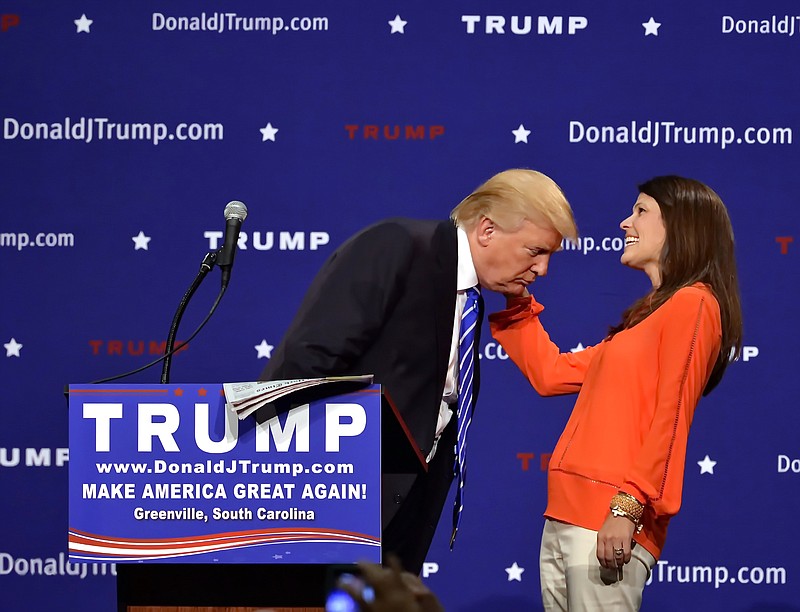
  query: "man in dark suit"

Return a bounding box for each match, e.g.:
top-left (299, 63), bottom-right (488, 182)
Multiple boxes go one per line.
top-left (260, 169), bottom-right (577, 574)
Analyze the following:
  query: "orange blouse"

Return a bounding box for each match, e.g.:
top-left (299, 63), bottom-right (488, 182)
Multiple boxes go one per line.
top-left (489, 284), bottom-right (722, 559)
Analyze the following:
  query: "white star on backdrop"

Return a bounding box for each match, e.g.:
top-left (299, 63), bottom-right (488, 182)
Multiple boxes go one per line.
top-left (570, 343), bottom-right (586, 353)
top-left (260, 123), bottom-right (279, 142)
top-left (642, 17), bottom-right (661, 36)
top-left (132, 231), bottom-right (151, 250)
top-left (505, 562), bottom-right (525, 582)
top-left (698, 455), bottom-right (717, 475)
top-left (512, 124), bottom-right (531, 143)
top-left (4, 338), bottom-right (23, 357)
top-left (388, 15), bottom-right (407, 34)
top-left (74, 14), bottom-right (93, 33)
top-left (255, 340), bottom-right (274, 359)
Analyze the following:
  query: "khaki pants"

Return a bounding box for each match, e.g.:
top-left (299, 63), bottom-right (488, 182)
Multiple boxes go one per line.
top-left (539, 519), bottom-right (656, 611)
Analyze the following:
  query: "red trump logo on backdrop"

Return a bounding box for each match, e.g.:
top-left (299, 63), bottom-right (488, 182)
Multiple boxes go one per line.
top-left (1, 14), bottom-right (20, 32)
top-left (345, 125), bottom-right (445, 141)
top-left (776, 236), bottom-right (793, 254)
top-left (517, 452), bottom-right (552, 472)
top-left (89, 340), bottom-right (189, 356)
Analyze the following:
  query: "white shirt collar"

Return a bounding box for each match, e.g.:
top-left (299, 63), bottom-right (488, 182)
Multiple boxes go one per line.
top-left (456, 226), bottom-right (478, 292)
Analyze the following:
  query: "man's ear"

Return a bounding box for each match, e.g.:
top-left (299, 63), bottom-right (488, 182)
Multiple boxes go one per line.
top-left (476, 216), bottom-right (495, 247)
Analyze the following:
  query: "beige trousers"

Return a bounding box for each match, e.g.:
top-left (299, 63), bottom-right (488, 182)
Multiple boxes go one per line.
top-left (539, 519), bottom-right (657, 611)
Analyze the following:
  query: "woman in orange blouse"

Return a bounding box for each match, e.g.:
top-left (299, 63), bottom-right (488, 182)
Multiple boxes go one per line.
top-left (490, 176), bottom-right (743, 610)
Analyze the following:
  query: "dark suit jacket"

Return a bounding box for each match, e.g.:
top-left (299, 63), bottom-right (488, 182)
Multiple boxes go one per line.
top-left (260, 218), bottom-right (481, 572)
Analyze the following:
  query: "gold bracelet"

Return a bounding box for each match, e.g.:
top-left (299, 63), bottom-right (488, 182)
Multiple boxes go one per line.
top-left (610, 506), bottom-right (644, 532)
top-left (611, 492), bottom-right (644, 520)
top-left (610, 492), bottom-right (645, 533)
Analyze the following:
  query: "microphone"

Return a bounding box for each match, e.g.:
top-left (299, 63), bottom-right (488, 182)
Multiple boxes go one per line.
top-left (216, 200), bottom-right (248, 288)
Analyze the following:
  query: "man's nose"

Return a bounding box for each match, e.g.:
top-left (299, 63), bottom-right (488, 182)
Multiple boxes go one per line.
top-left (531, 256), bottom-right (549, 277)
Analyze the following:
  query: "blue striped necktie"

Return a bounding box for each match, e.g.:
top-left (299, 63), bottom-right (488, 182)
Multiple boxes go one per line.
top-left (451, 286), bottom-right (480, 548)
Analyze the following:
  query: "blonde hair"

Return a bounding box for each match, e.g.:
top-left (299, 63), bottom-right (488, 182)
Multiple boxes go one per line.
top-left (450, 169), bottom-right (578, 242)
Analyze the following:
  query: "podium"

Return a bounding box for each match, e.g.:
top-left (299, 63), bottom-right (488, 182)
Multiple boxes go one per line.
top-left (67, 382), bottom-right (426, 611)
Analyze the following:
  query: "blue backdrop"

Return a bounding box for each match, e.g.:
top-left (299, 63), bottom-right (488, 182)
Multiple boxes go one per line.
top-left (1, 1), bottom-right (798, 610)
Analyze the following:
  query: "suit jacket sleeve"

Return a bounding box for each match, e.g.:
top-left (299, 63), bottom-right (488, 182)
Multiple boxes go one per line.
top-left (263, 221), bottom-right (416, 379)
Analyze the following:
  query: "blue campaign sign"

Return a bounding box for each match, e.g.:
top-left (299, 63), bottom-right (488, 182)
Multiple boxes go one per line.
top-left (67, 384), bottom-right (381, 565)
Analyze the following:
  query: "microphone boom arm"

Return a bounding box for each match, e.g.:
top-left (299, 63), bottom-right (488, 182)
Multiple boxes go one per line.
top-left (160, 250), bottom-right (221, 384)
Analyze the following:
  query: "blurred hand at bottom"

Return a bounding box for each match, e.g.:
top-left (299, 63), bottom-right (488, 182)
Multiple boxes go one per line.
top-left (337, 555), bottom-right (444, 612)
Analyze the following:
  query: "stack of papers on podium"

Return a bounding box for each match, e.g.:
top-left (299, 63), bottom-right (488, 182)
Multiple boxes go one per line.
top-left (223, 375), bottom-right (374, 420)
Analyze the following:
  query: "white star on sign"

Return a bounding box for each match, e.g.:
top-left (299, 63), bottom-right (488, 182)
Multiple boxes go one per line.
top-left (255, 340), bottom-right (274, 359)
top-left (570, 343), bottom-right (586, 353)
top-left (642, 17), bottom-right (661, 36)
top-left (388, 14), bottom-right (407, 34)
top-left (512, 124), bottom-right (531, 143)
top-left (698, 455), bottom-right (717, 475)
top-left (505, 562), bottom-right (525, 582)
top-left (4, 338), bottom-right (23, 357)
top-left (132, 231), bottom-right (151, 251)
top-left (260, 123), bottom-right (279, 142)
top-left (74, 14), bottom-right (93, 33)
